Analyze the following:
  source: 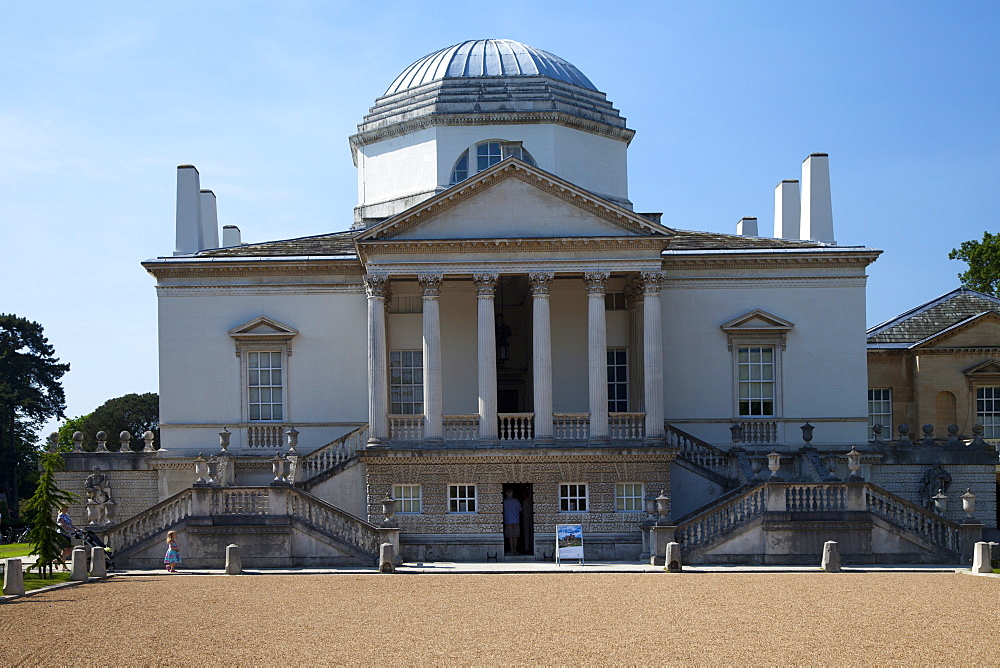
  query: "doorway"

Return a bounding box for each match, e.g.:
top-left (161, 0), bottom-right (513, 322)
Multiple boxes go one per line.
top-left (503, 483), bottom-right (534, 555)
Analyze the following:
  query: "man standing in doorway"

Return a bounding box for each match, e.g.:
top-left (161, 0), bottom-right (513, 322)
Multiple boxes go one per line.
top-left (503, 488), bottom-right (522, 555)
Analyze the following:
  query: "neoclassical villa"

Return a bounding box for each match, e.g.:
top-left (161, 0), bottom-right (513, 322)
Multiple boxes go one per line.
top-left (57, 39), bottom-right (995, 567)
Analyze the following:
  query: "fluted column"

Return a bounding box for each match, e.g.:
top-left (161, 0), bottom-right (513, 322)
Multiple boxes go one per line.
top-left (365, 275), bottom-right (390, 446)
top-left (584, 271), bottom-right (610, 443)
top-left (642, 270), bottom-right (666, 442)
top-left (530, 272), bottom-right (554, 443)
top-left (419, 274), bottom-right (444, 444)
top-left (474, 273), bottom-right (499, 443)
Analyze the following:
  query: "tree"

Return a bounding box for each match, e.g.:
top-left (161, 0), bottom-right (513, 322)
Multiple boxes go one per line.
top-left (58, 393), bottom-right (159, 451)
top-left (949, 231), bottom-right (1000, 297)
top-left (0, 315), bottom-right (70, 520)
top-left (24, 449), bottom-right (76, 577)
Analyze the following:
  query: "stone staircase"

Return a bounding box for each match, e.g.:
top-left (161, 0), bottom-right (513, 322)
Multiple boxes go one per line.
top-left (669, 480), bottom-right (972, 564)
top-left (95, 484), bottom-right (384, 569)
top-left (291, 424), bottom-right (368, 490)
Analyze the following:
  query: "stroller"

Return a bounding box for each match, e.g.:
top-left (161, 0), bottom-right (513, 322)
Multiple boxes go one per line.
top-left (69, 528), bottom-right (115, 572)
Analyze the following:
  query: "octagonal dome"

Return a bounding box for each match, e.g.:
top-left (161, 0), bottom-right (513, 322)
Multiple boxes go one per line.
top-left (385, 39), bottom-right (597, 96)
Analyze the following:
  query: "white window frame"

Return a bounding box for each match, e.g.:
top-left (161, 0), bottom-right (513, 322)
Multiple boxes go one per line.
top-left (559, 483), bottom-right (588, 512)
top-left (868, 388), bottom-right (892, 440)
top-left (448, 484), bottom-right (477, 513)
top-left (449, 141), bottom-right (537, 185)
top-left (389, 350), bottom-right (424, 415)
top-left (721, 310), bottom-right (793, 420)
top-left (736, 345), bottom-right (776, 418)
top-left (393, 485), bottom-right (422, 514)
top-left (608, 347), bottom-right (629, 412)
top-left (246, 350), bottom-right (285, 422)
top-left (977, 386), bottom-right (1000, 439)
top-left (228, 316), bottom-right (298, 424)
top-left (615, 483), bottom-right (644, 512)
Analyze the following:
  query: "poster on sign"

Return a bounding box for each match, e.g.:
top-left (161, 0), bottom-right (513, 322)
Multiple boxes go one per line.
top-left (555, 524), bottom-right (584, 565)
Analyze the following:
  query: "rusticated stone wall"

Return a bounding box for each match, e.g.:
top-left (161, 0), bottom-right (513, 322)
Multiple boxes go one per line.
top-left (870, 463), bottom-right (996, 528)
top-left (363, 450), bottom-right (672, 560)
top-left (54, 470), bottom-right (160, 528)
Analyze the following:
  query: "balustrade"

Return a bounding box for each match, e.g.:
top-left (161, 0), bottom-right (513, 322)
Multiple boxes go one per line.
top-left (498, 413), bottom-right (534, 440)
top-left (865, 486), bottom-right (959, 551)
top-left (738, 420), bottom-right (778, 444)
top-left (553, 413), bottom-right (589, 440)
top-left (295, 424), bottom-right (368, 484)
top-left (286, 491), bottom-right (380, 555)
top-left (247, 424), bottom-right (284, 448)
top-left (665, 425), bottom-right (731, 477)
top-left (388, 415), bottom-right (424, 441)
top-left (212, 489), bottom-right (269, 515)
top-left (443, 415), bottom-right (479, 440)
top-left (785, 484), bottom-right (846, 512)
top-left (609, 412), bottom-right (644, 439)
top-left (675, 485), bottom-right (766, 548)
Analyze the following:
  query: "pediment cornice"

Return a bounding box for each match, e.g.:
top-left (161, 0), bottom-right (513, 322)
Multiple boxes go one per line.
top-left (910, 310), bottom-right (1000, 349)
top-left (354, 159), bottom-right (673, 245)
top-left (357, 235), bottom-right (669, 263)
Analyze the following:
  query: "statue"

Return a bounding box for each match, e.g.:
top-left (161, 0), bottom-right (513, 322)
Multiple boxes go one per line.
top-left (919, 463), bottom-right (951, 510)
top-left (84, 466), bottom-right (115, 525)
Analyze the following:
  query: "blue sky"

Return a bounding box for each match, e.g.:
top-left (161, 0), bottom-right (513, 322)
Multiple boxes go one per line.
top-left (2, 1), bottom-right (998, 433)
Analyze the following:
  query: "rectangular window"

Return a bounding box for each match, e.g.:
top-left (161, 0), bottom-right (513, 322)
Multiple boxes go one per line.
top-left (448, 484), bottom-right (477, 513)
top-left (559, 483), bottom-right (588, 512)
top-left (615, 483), bottom-right (644, 512)
top-left (389, 350), bottom-right (424, 415)
top-left (868, 388), bottom-right (892, 440)
top-left (393, 485), bottom-right (422, 513)
top-left (604, 292), bottom-right (626, 310)
top-left (977, 387), bottom-right (1000, 439)
top-left (607, 348), bottom-right (628, 412)
top-left (248, 351), bottom-right (283, 421)
top-left (737, 346), bottom-right (774, 417)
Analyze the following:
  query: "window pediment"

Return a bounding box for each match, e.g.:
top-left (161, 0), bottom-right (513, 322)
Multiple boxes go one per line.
top-left (228, 316), bottom-right (299, 357)
top-left (964, 358), bottom-right (1000, 390)
top-left (720, 309), bottom-right (795, 351)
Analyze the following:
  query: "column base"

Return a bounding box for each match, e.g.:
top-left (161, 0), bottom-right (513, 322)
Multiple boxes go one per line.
top-left (587, 437), bottom-right (610, 446)
top-left (422, 437), bottom-right (444, 447)
top-left (533, 436), bottom-right (555, 446)
top-left (477, 439), bottom-right (501, 448)
top-left (367, 437), bottom-right (390, 448)
top-left (643, 436), bottom-right (667, 447)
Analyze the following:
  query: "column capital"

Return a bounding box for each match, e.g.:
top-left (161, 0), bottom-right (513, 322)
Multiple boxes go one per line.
top-left (641, 270), bottom-right (665, 295)
top-left (418, 274), bottom-right (444, 297)
top-left (625, 275), bottom-right (645, 308)
top-left (528, 272), bottom-right (554, 295)
top-left (364, 274), bottom-right (390, 298)
top-left (583, 271), bottom-right (610, 295)
top-left (473, 273), bottom-right (499, 296)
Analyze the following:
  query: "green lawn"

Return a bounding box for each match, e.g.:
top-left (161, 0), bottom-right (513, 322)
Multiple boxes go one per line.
top-left (23, 570), bottom-right (71, 591)
top-left (0, 543), bottom-right (32, 559)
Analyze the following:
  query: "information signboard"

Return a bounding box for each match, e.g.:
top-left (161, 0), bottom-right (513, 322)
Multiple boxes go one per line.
top-left (555, 524), bottom-right (584, 565)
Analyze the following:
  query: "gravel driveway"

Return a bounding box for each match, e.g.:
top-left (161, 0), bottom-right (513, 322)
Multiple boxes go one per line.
top-left (2, 572), bottom-right (997, 665)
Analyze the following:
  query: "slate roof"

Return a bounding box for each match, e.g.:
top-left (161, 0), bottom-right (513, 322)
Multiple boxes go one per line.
top-left (196, 231), bottom-right (356, 258)
top-left (193, 227), bottom-right (830, 259)
top-left (867, 288), bottom-right (1000, 346)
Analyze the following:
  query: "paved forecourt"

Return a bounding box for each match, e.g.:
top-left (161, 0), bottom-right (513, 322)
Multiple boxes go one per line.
top-left (3, 570), bottom-right (999, 664)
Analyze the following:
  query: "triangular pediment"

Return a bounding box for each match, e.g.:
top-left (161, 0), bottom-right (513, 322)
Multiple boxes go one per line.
top-left (965, 359), bottom-right (1000, 376)
top-left (355, 158), bottom-right (673, 243)
top-left (228, 316), bottom-right (299, 337)
top-left (721, 309), bottom-right (795, 333)
top-left (911, 310), bottom-right (1000, 349)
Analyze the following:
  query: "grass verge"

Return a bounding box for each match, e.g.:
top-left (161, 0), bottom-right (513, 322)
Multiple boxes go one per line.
top-left (0, 543), bottom-right (32, 559)
top-left (23, 571), bottom-right (72, 592)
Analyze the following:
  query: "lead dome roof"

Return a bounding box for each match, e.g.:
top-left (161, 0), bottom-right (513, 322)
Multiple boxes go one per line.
top-left (384, 39), bottom-right (597, 95)
top-left (352, 39), bottom-right (632, 146)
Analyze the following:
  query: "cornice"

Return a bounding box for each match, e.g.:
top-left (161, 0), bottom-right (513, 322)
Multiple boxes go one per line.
top-left (156, 284), bottom-right (365, 296)
top-left (359, 259), bottom-right (664, 275)
top-left (145, 263), bottom-right (364, 280)
top-left (349, 111), bottom-right (636, 150)
top-left (360, 236), bottom-right (668, 262)
top-left (662, 254), bottom-right (877, 270)
top-left (664, 276), bottom-right (868, 289)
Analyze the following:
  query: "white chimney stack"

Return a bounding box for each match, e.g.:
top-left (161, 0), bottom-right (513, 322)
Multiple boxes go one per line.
top-left (801, 153), bottom-right (834, 243)
top-left (222, 225), bottom-right (242, 247)
top-left (773, 179), bottom-right (800, 239)
top-left (736, 217), bottom-right (758, 237)
top-left (174, 165), bottom-right (203, 255)
top-left (199, 189), bottom-right (219, 249)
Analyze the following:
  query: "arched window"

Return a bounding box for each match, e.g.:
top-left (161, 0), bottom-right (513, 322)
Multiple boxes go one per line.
top-left (449, 141), bottom-right (536, 185)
